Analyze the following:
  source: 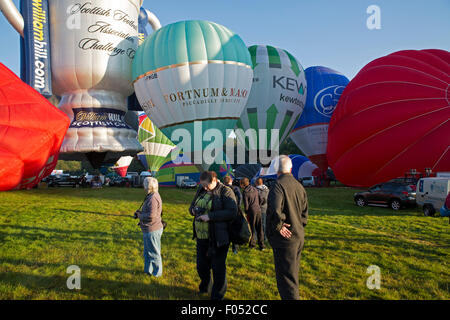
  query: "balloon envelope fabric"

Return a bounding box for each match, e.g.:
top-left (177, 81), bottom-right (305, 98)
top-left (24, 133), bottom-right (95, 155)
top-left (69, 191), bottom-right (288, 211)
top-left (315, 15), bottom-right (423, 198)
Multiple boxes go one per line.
top-left (290, 66), bottom-right (349, 172)
top-left (0, 63), bottom-right (70, 191)
top-left (327, 49), bottom-right (450, 187)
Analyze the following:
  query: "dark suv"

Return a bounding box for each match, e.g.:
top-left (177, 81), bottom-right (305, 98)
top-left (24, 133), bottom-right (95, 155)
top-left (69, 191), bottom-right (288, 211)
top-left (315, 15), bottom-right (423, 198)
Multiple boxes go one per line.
top-left (354, 182), bottom-right (416, 210)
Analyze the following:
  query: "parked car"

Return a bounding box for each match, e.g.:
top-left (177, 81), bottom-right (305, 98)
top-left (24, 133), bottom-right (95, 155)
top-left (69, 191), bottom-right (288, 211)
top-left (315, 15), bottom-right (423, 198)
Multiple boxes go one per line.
top-left (300, 176), bottom-right (315, 187)
top-left (354, 182), bottom-right (416, 210)
top-left (416, 177), bottom-right (450, 216)
top-left (47, 175), bottom-right (81, 188)
top-left (180, 178), bottom-right (197, 189)
top-left (109, 176), bottom-right (129, 187)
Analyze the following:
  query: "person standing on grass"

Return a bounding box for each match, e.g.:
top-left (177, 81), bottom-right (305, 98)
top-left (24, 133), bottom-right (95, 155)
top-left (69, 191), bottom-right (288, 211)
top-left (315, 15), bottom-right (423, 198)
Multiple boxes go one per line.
top-left (267, 155), bottom-right (308, 300)
top-left (189, 171), bottom-right (237, 300)
top-left (223, 176), bottom-right (242, 254)
top-left (136, 177), bottom-right (164, 277)
top-left (240, 177), bottom-right (265, 250)
top-left (255, 177), bottom-right (269, 241)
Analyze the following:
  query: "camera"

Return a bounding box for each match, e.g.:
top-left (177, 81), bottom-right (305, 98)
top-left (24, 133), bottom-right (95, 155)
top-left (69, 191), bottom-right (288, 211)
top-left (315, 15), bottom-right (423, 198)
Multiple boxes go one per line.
top-left (133, 210), bottom-right (141, 219)
top-left (192, 206), bottom-right (206, 217)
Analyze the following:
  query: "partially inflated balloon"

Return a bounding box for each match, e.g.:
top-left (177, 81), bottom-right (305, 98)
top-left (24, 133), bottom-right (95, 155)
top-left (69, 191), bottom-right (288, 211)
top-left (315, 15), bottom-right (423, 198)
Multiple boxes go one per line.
top-left (112, 156), bottom-right (134, 177)
top-left (252, 154), bottom-right (319, 183)
top-left (0, 63), bottom-right (69, 191)
top-left (132, 20), bottom-right (253, 169)
top-left (290, 66), bottom-right (349, 171)
top-left (327, 49), bottom-right (450, 187)
top-left (236, 45), bottom-right (306, 159)
top-left (137, 112), bottom-right (176, 173)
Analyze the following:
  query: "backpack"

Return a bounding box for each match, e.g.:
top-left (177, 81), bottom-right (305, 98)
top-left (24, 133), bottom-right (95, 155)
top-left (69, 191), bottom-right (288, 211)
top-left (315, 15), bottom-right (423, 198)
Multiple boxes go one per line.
top-left (229, 206), bottom-right (252, 245)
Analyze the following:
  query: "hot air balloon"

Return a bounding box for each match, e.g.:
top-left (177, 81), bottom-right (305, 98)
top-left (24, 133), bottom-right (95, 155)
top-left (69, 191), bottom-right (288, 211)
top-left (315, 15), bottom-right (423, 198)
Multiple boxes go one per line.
top-left (327, 49), bottom-right (450, 187)
top-left (290, 66), bottom-right (349, 172)
top-left (236, 45), bottom-right (307, 163)
top-left (112, 156), bottom-right (134, 177)
top-left (0, 63), bottom-right (69, 191)
top-left (251, 154), bottom-right (319, 184)
top-left (137, 112), bottom-right (176, 174)
top-left (235, 164), bottom-right (262, 179)
top-left (0, 0), bottom-right (162, 168)
top-left (132, 20), bottom-right (253, 170)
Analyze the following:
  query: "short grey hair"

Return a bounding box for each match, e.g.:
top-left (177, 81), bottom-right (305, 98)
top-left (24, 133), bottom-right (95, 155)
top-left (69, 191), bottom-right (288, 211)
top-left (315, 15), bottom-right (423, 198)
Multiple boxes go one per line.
top-left (277, 155), bottom-right (292, 174)
top-left (143, 177), bottom-right (158, 193)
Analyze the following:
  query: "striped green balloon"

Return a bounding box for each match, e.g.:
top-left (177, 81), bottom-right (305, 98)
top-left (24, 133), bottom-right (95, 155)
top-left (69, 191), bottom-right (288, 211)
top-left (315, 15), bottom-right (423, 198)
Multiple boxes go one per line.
top-left (236, 45), bottom-right (307, 154)
top-left (137, 112), bottom-right (176, 173)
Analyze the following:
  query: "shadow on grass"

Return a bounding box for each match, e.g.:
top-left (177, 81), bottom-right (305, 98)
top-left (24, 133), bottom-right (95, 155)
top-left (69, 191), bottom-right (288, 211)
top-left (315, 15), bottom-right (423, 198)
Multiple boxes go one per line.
top-left (1, 225), bottom-right (140, 244)
top-left (308, 206), bottom-right (421, 217)
top-left (306, 234), bottom-right (449, 257)
top-left (56, 208), bottom-right (129, 217)
top-left (1, 257), bottom-right (138, 275)
top-left (0, 271), bottom-right (201, 299)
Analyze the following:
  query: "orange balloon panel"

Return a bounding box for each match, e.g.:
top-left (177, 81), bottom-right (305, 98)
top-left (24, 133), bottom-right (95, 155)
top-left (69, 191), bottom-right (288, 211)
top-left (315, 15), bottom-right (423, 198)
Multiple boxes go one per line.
top-left (327, 49), bottom-right (450, 187)
top-left (0, 63), bottom-right (70, 191)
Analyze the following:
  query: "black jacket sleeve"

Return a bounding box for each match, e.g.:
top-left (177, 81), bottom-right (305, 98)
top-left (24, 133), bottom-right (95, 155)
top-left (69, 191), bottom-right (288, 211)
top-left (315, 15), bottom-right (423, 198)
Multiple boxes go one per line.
top-left (267, 183), bottom-right (286, 232)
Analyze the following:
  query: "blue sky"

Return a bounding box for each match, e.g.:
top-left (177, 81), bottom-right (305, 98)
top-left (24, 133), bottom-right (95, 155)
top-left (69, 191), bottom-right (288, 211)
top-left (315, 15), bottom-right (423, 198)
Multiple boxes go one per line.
top-left (0, 0), bottom-right (449, 80)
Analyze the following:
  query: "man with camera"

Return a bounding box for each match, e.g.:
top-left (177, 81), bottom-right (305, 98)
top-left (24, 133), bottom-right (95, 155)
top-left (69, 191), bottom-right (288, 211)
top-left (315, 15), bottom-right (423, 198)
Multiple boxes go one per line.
top-left (189, 171), bottom-right (238, 300)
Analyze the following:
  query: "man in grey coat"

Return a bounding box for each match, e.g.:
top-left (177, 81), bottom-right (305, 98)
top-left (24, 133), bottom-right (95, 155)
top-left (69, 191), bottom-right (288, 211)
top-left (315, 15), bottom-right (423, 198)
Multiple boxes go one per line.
top-left (266, 155), bottom-right (308, 300)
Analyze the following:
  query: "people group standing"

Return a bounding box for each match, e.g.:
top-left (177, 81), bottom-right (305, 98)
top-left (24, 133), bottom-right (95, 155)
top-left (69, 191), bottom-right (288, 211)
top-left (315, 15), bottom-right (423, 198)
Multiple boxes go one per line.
top-left (133, 155), bottom-right (309, 301)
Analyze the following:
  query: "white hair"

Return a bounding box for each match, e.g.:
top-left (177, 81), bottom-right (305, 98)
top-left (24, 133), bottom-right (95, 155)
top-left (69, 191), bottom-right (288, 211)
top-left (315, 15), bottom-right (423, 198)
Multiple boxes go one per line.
top-left (143, 177), bottom-right (159, 194)
top-left (278, 155), bottom-right (292, 174)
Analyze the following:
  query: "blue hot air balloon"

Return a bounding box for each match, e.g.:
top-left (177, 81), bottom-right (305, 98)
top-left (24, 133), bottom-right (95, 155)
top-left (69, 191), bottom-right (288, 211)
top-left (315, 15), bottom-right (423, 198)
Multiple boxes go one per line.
top-left (289, 66), bottom-right (349, 172)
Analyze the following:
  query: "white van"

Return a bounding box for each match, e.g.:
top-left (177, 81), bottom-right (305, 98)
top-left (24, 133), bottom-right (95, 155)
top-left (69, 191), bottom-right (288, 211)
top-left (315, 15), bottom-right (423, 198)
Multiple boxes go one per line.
top-left (301, 176), bottom-right (315, 187)
top-left (416, 178), bottom-right (450, 216)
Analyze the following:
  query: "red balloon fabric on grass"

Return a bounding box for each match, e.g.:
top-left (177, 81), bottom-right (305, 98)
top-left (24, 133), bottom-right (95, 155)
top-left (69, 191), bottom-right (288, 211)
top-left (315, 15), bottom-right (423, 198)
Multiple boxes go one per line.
top-left (327, 49), bottom-right (450, 187)
top-left (0, 63), bottom-right (70, 191)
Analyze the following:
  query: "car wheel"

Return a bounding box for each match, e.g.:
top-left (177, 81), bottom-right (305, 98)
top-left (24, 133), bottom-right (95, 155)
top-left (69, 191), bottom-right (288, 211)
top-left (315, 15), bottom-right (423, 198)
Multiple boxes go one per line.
top-left (355, 197), bottom-right (367, 207)
top-left (390, 199), bottom-right (401, 211)
top-left (423, 205), bottom-right (435, 217)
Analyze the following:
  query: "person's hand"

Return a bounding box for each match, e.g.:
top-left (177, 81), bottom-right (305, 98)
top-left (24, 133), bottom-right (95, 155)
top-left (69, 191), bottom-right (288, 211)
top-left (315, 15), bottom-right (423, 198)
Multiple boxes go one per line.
top-left (280, 223), bottom-right (292, 239)
top-left (196, 214), bottom-right (210, 222)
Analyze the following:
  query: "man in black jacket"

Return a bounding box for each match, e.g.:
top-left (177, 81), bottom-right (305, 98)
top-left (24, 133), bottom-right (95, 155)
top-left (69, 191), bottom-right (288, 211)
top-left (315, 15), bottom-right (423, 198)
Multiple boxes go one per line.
top-left (189, 171), bottom-right (237, 300)
top-left (267, 155), bottom-right (308, 300)
top-left (223, 176), bottom-right (243, 254)
top-left (240, 177), bottom-right (265, 250)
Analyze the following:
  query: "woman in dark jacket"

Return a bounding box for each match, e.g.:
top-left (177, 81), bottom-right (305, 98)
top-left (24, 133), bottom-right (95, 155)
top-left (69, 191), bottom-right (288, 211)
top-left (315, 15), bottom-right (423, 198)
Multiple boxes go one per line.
top-left (137, 177), bottom-right (163, 277)
top-left (189, 171), bottom-right (237, 300)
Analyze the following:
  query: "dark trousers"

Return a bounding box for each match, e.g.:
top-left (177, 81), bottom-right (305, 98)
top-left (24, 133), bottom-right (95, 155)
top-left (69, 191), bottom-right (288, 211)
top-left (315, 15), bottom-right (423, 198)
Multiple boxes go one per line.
top-left (196, 239), bottom-right (229, 300)
top-left (247, 211), bottom-right (264, 248)
top-left (272, 238), bottom-right (304, 300)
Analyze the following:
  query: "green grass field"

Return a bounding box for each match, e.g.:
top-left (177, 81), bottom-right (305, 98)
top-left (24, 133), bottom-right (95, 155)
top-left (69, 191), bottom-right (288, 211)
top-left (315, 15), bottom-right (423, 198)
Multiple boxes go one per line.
top-left (0, 186), bottom-right (449, 300)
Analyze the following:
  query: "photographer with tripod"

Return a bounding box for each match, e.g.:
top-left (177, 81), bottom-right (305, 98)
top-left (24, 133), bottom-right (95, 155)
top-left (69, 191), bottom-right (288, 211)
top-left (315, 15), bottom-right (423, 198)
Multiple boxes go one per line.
top-left (189, 171), bottom-right (237, 300)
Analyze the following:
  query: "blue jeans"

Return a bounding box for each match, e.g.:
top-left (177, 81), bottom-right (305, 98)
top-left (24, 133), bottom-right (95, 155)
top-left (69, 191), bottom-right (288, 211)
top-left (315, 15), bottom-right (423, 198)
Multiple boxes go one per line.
top-left (143, 228), bottom-right (163, 277)
top-left (440, 206), bottom-right (450, 217)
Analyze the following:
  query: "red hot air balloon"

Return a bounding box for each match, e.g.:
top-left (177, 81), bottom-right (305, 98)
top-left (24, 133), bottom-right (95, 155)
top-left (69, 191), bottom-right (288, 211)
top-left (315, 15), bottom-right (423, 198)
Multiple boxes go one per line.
top-left (0, 63), bottom-right (70, 191)
top-left (327, 49), bottom-right (450, 188)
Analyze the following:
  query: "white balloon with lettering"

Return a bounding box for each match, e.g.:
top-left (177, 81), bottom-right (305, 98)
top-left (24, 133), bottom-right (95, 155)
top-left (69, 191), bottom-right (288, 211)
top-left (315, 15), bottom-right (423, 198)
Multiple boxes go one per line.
top-left (49, 0), bottom-right (144, 164)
